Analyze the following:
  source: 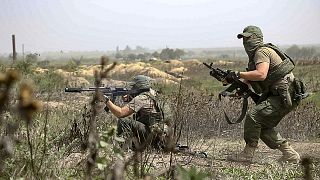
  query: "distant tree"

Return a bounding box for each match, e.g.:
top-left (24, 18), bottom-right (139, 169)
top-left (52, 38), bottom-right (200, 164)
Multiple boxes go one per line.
top-left (152, 51), bottom-right (160, 58)
top-left (65, 59), bottom-right (78, 71)
top-left (37, 60), bottom-right (50, 67)
top-left (160, 48), bottom-right (172, 60)
top-left (137, 53), bottom-right (146, 60)
top-left (300, 47), bottom-right (316, 60)
top-left (219, 54), bottom-right (230, 59)
top-left (144, 52), bottom-right (151, 57)
top-left (158, 48), bottom-right (185, 60)
top-left (127, 53), bottom-right (137, 61)
top-left (286, 45), bottom-right (300, 58)
top-left (124, 45), bottom-right (132, 52)
top-left (25, 53), bottom-right (39, 64)
top-left (71, 57), bottom-right (81, 66)
top-left (186, 50), bottom-right (196, 56)
top-left (174, 49), bottom-right (185, 59)
top-left (115, 52), bottom-right (123, 59)
top-left (286, 45), bottom-right (317, 60)
top-left (135, 45), bottom-right (145, 51)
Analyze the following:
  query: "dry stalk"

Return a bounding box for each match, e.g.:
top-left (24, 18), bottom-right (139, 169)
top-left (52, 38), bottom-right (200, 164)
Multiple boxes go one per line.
top-left (85, 56), bottom-right (116, 179)
top-left (37, 93), bottom-right (51, 173)
top-left (18, 82), bottom-right (42, 177)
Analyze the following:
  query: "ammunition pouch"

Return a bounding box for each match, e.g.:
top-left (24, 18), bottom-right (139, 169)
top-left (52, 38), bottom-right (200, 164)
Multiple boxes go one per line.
top-left (292, 78), bottom-right (309, 101)
top-left (270, 79), bottom-right (293, 108)
top-left (267, 78), bottom-right (308, 108)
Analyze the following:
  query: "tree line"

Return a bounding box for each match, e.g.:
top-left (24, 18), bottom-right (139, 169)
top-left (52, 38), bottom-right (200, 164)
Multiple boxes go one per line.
top-left (285, 45), bottom-right (320, 60)
top-left (115, 46), bottom-right (185, 61)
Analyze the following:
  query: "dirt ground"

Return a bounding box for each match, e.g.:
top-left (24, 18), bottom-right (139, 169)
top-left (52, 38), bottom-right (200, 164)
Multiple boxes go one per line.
top-left (143, 139), bottom-right (320, 179)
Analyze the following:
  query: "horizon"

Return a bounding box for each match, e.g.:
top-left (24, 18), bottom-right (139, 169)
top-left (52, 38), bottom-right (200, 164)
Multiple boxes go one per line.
top-left (1, 43), bottom-right (320, 57)
top-left (1, 0), bottom-right (320, 54)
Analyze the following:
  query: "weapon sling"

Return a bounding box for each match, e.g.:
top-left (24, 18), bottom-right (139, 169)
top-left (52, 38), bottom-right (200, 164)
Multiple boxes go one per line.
top-left (218, 83), bottom-right (251, 124)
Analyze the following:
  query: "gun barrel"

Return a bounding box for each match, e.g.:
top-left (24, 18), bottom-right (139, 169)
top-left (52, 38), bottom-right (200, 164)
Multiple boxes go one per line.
top-left (203, 62), bottom-right (212, 69)
top-left (65, 87), bottom-right (83, 92)
top-left (64, 88), bottom-right (95, 93)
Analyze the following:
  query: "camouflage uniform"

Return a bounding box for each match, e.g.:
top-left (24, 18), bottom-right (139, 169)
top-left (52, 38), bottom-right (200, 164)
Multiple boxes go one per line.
top-left (229, 26), bottom-right (302, 163)
top-left (117, 75), bottom-right (164, 146)
top-left (117, 89), bottom-right (161, 141)
top-left (244, 46), bottom-right (298, 149)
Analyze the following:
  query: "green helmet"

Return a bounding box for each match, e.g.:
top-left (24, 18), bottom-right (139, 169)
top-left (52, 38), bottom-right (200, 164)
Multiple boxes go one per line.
top-left (131, 75), bottom-right (151, 90)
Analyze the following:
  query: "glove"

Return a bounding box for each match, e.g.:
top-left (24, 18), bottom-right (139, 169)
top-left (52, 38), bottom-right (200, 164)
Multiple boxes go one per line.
top-left (103, 95), bottom-right (111, 112)
top-left (209, 70), bottom-right (215, 76)
top-left (103, 95), bottom-right (110, 103)
top-left (104, 106), bottom-right (110, 112)
top-left (225, 70), bottom-right (240, 84)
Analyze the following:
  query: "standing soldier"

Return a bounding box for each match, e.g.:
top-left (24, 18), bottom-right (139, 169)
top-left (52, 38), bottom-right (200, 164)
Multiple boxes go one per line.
top-left (226, 26), bottom-right (304, 163)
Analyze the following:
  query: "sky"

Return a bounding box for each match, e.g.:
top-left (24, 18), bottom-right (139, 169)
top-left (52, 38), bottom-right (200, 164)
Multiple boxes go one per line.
top-left (0, 0), bottom-right (320, 53)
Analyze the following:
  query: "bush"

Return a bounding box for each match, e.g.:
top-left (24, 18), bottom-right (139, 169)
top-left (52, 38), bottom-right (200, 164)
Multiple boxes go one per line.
top-left (64, 59), bottom-right (79, 71)
top-left (30, 70), bottom-right (65, 92)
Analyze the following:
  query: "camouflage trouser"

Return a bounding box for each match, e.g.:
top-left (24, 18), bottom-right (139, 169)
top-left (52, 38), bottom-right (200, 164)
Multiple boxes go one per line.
top-left (244, 95), bottom-right (299, 149)
top-left (117, 118), bottom-right (150, 144)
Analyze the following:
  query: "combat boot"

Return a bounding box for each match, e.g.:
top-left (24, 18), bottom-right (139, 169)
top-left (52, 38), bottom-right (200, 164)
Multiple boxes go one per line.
top-left (227, 144), bottom-right (256, 163)
top-left (278, 142), bottom-right (300, 163)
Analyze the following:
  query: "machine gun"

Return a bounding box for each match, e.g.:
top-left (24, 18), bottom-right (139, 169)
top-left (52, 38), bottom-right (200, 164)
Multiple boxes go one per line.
top-left (65, 86), bottom-right (150, 102)
top-left (203, 62), bottom-right (261, 124)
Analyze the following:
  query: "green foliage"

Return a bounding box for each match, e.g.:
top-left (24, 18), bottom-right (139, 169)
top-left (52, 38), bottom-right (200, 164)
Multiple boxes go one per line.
top-left (64, 59), bottom-right (79, 71)
top-left (25, 53), bottom-right (39, 64)
top-left (286, 45), bottom-right (319, 60)
top-left (159, 48), bottom-right (185, 60)
top-left (0, 61), bottom-right (6, 73)
top-left (13, 53), bottom-right (40, 74)
top-left (37, 60), bottom-right (50, 68)
top-left (222, 165), bottom-right (304, 180)
top-left (96, 126), bottom-right (124, 171)
top-left (14, 59), bottom-right (35, 74)
top-left (30, 70), bottom-right (65, 92)
top-left (177, 165), bottom-right (209, 180)
top-left (152, 51), bottom-right (160, 58)
top-left (127, 53), bottom-right (137, 60)
top-left (307, 92), bottom-right (320, 108)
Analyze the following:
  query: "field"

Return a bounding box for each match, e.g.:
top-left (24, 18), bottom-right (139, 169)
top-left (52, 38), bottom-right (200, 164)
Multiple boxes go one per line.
top-left (0, 57), bottom-right (320, 179)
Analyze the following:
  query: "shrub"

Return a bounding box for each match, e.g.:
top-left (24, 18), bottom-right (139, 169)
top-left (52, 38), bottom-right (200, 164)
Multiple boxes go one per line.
top-left (30, 70), bottom-right (65, 92)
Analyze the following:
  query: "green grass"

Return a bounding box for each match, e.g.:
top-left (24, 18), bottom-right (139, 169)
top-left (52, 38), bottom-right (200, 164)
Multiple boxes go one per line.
top-left (306, 91), bottom-right (320, 107)
top-left (221, 164), bottom-right (304, 180)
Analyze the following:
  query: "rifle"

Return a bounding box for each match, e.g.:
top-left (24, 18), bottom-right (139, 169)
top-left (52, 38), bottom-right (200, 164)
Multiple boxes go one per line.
top-left (203, 62), bottom-right (261, 124)
top-left (65, 87), bottom-right (150, 103)
top-left (175, 144), bottom-right (207, 158)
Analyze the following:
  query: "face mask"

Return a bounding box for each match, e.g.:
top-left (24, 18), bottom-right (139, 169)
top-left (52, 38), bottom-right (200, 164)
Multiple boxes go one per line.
top-left (243, 36), bottom-right (263, 59)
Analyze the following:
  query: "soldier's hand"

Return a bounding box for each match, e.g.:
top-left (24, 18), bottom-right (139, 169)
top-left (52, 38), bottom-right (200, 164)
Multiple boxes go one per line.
top-left (122, 95), bottom-right (129, 102)
top-left (225, 70), bottom-right (240, 84)
top-left (103, 95), bottom-right (110, 103)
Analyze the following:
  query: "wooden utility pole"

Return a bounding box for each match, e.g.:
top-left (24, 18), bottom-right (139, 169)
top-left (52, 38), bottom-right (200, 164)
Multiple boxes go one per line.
top-left (22, 44), bottom-right (25, 61)
top-left (12, 34), bottom-right (16, 63)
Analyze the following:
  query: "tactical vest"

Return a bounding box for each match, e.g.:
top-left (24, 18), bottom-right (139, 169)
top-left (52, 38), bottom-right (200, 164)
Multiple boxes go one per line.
top-left (134, 92), bottom-right (164, 128)
top-left (247, 43), bottom-right (295, 94)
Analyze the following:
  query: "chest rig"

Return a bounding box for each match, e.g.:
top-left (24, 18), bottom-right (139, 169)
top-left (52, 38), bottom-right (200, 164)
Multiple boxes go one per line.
top-left (249, 44), bottom-right (297, 105)
top-left (134, 92), bottom-right (164, 128)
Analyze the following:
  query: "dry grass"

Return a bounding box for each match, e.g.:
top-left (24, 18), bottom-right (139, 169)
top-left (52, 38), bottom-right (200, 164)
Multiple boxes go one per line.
top-left (0, 58), bottom-right (319, 179)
